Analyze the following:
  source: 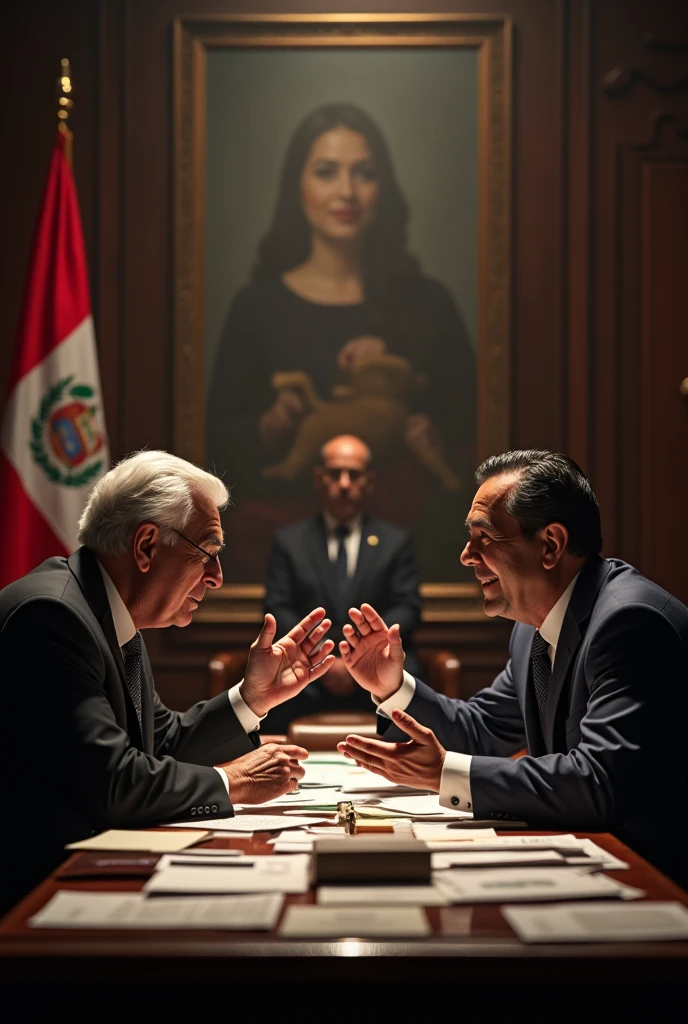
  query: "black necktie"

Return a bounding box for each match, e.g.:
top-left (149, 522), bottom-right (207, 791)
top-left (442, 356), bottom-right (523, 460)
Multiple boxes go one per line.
top-left (334, 524), bottom-right (350, 599)
top-left (530, 630), bottom-right (552, 729)
top-left (122, 631), bottom-right (143, 729)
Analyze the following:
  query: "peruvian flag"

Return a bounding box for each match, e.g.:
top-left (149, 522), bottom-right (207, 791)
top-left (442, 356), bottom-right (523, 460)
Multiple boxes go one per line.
top-left (0, 129), bottom-right (109, 589)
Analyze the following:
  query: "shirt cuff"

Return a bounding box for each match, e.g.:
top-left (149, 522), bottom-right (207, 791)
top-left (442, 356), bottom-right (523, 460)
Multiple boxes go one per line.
top-left (374, 670), bottom-right (417, 720)
top-left (228, 681), bottom-right (265, 734)
top-left (439, 751), bottom-right (474, 811)
top-left (214, 765), bottom-right (230, 796)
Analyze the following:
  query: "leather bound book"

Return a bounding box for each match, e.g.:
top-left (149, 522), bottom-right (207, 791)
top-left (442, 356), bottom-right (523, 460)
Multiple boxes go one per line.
top-left (312, 836), bottom-right (431, 884)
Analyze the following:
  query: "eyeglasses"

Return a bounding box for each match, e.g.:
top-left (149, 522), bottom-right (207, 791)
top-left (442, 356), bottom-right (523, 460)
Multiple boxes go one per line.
top-left (171, 528), bottom-right (225, 565)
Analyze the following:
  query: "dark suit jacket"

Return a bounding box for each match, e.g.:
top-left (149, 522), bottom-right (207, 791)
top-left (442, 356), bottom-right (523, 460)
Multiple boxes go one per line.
top-left (0, 548), bottom-right (257, 908)
top-left (381, 557), bottom-right (688, 885)
top-left (264, 513), bottom-right (422, 674)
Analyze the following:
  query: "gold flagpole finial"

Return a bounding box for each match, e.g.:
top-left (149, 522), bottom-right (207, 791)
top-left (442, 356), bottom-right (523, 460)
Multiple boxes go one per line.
top-left (56, 58), bottom-right (74, 166)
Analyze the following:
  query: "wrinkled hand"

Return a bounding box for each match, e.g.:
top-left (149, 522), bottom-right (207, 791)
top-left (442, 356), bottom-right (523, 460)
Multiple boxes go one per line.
top-left (259, 389), bottom-right (306, 446)
top-left (337, 334), bottom-right (387, 373)
top-left (321, 656), bottom-right (356, 697)
top-left (242, 608), bottom-right (335, 717)
top-left (340, 603), bottom-right (405, 701)
top-left (218, 743), bottom-right (308, 805)
top-left (337, 709), bottom-right (446, 792)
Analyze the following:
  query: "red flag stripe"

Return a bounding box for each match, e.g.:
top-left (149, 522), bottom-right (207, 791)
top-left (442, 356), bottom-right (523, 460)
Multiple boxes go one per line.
top-left (0, 452), bottom-right (68, 589)
top-left (5, 131), bottom-right (91, 393)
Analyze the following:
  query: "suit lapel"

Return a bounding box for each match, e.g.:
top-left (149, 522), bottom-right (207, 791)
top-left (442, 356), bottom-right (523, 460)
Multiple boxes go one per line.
top-left (306, 516), bottom-right (339, 616)
top-left (67, 547), bottom-right (145, 749)
top-left (543, 556), bottom-right (612, 751)
top-left (349, 515), bottom-right (379, 607)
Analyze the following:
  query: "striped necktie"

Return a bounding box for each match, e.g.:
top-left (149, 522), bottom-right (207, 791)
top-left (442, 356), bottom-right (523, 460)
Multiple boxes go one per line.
top-left (122, 631), bottom-right (143, 729)
top-left (530, 630), bottom-right (552, 729)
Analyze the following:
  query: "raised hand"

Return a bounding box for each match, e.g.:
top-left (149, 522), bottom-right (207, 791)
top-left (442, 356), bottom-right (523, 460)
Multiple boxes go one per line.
top-left (241, 608), bottom-right (335, 717)
top-left (340, 603), bottom-right (405, 701)
top-left (337, 708), bottom-right (446, 792)
top-left (218, 743), bottom-right (308, 804)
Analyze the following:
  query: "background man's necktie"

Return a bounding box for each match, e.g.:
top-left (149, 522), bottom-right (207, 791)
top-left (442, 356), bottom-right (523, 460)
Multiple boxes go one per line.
top-left (334, 524), bottom-right (350, 599)
top-left (122, 631), bottom-right (143, 729)
top-left (530, 630), bottom-right (552, 729)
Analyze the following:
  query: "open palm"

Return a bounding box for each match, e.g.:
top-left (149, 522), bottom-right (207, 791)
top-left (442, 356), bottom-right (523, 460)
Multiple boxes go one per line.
top-left (242, 608), bottom-right (334, 717)
top-left (340, 603), bottom-right (405, 700)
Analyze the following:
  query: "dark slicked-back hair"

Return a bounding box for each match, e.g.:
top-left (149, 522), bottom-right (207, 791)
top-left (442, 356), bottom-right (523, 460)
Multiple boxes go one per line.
top-left (475, 450), bottom-right (602, 557)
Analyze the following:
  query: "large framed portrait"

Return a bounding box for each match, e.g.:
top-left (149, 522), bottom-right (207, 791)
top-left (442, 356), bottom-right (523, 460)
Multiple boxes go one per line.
top-left (173, 13), bottom-right (512, 622)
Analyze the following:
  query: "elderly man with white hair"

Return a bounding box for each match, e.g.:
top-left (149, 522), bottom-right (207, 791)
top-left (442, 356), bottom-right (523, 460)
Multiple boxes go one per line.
top-left (0, 450), bottom-right (335, 912)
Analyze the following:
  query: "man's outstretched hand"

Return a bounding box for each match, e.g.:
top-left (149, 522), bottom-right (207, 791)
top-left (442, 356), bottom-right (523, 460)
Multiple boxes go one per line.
top-left (218, 743), bottom-right (308, 805)
top-left (337, 708), bottom-right (446, 793)
top-left (339, 603), bottom-right (405, 702)
top-left (241, 608), bottom-right (335, 717)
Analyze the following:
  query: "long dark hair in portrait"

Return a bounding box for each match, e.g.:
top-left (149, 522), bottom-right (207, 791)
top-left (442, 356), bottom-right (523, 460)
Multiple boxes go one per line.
top-left (252, 102), bottom-right (421, 338)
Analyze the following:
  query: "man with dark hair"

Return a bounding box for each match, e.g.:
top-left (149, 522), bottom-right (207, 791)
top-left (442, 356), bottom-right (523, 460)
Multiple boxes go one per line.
top-left (337, 450), bottom-right (688, 885)
top-left (261, 433), bottom-right (422, 733)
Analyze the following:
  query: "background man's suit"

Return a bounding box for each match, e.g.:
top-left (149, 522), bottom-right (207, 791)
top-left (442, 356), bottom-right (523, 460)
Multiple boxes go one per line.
top-left (263, 513), bottom-right (422, 730)
top-left (381, 556), bottom-right (688, 886)
top-left (0, 547), bottom-right (257, 909)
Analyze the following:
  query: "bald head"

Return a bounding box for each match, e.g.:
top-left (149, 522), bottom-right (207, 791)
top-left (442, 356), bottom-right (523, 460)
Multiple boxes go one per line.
top-left (320, 434), bottom-right (372, 468)
top-left (315, 435), bottom-right (374, 522)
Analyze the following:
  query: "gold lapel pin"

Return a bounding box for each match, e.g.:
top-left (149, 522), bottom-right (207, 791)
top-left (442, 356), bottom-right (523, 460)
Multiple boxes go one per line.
top-left (367, 535), bottom-right (379, 546)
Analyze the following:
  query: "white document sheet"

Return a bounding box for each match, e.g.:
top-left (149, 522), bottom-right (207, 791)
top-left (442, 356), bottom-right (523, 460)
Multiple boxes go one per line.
top-left (144, 854), bottom-right (311, 895)
top-left (235, 788), bottom-right (344, 811)
top-left (564, 838), bottom-right (629, 871)
top-left (317, 885), bottom-right (449, 906)
top-left (436, 866), bottom-right (645, 904)
top-left (156, 853), bottom-right (246, 871)
top-left (272, 841), bottom-right (313, 853)
top-left (412, 825), bottom-right (498, 842)
top-left (502, 901), bottom-right (688, 943)
top-left (29, 890), bottom-right (283, 930)
top-left (431, 849), bottom-right (567, 870)
top-left (374, 795), bottom-right (472, 819)
top-left (65, 830), bottom-right (212, 853)
top-left (162, 815), bottom-right (330, 832)
top-left (279, 905), bottom-right (430, 938)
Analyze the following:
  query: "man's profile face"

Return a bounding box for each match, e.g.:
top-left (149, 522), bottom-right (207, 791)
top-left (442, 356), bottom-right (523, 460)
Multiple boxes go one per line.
top-left (460, 473), bottom-right (548, 626)
top-left (315, 437), bottom-right (373, 522)
top-left (142, 494), bottom-right (224, 628)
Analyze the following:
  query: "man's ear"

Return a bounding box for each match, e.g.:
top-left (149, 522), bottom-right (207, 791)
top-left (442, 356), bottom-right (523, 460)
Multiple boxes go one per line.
top-left (541, 523), bottom-right (569, 570)
top-left (133, 522), bottom-right (159, 573)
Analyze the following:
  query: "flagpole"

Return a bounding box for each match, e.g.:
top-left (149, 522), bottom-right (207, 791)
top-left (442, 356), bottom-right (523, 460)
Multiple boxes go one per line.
top-left (56, 57), bottom-right (74, 168)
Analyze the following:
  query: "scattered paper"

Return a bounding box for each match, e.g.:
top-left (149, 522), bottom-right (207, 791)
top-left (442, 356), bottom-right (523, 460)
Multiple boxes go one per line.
top-left (279, 905), bottom-right (430, 938)
top-left (144, 854), bottom-right (311, 895)
top-left (374, 795), bottom-right (472, 819)
top-left (436, 867), bottom-right (645, 904)
top-left (65, 830), bottom-right (212, 853)
top-left (29, 890), bottom-right (283, 930)
top-left (235, 788), bottom-right (344, 811)
top-left (163, 815), bottom-right (330, 832)
top-left (502, 901), bottom-right (688, 943)
top-left (156, 852), bottom-right (245, 871)
top-left (412, 825), bottom-right (498, 842)
top-left (431, 849), bottom-right (567, 870)
top-left (317, 885), bottom-right (449, 906)
top-left (272, 842), bottom-right (313, 853)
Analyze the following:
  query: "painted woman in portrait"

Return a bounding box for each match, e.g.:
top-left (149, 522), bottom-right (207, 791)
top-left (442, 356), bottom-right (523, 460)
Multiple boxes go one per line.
top-left (207, 102), bottom-right (475, 579)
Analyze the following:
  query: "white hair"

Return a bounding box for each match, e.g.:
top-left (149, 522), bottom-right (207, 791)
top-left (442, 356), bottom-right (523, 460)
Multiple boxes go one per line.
top-left (77, 450), bottom-right (229, 556)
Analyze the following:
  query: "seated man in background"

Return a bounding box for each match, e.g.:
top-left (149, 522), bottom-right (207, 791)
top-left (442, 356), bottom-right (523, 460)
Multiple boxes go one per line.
top-left (0, 450), bottom-right (335, 913)
top-left (261, 433), bottom-right (422, 734)
top-left (337, 450), bottom-right (688, 887)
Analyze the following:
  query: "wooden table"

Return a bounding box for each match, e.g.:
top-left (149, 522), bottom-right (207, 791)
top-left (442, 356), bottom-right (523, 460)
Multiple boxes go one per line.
top-left (0, 827), bottom-right (686, 1006)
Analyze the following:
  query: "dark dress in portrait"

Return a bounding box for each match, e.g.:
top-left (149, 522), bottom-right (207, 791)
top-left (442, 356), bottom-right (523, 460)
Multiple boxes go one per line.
top-left (207, 276), bottom-right (476, 581)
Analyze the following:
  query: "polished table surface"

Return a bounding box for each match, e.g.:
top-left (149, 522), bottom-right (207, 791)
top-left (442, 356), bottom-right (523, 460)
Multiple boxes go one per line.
top-left (1, 821), bottom-right (687, 992)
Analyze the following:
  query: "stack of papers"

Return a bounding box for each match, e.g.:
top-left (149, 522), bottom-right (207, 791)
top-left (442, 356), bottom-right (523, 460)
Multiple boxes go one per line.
top-left (279, 905), bottom-right (430, 938)
top-left (29, 890), bottom-right (283, 930)
top-left (431, 849), bottom-right (568, 869)
top-left (317, 884), bottom-right (449, 906)
top-left (144, 853), bottom-right (311, 895)
top-left (502, 901), bottom-right (688, 943)
top-left (436, 867), bottom-right (644, 904)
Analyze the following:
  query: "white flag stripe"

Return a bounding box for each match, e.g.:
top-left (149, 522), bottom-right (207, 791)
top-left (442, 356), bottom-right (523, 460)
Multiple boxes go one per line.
top-left (1, 316), bottom-right (109, 551)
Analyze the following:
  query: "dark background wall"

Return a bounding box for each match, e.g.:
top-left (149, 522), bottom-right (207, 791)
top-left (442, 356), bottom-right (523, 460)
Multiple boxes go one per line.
top-left (1, 0), bottom-right (687, 708)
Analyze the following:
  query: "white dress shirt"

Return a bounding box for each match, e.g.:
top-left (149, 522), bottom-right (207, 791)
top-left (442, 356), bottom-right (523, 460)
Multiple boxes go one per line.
top-left (376, 572), bottom-right (581, 812)
top-left (322, 511), bottom-right (363, 577)
top-left (97, 563), bottom-right (263, 798)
